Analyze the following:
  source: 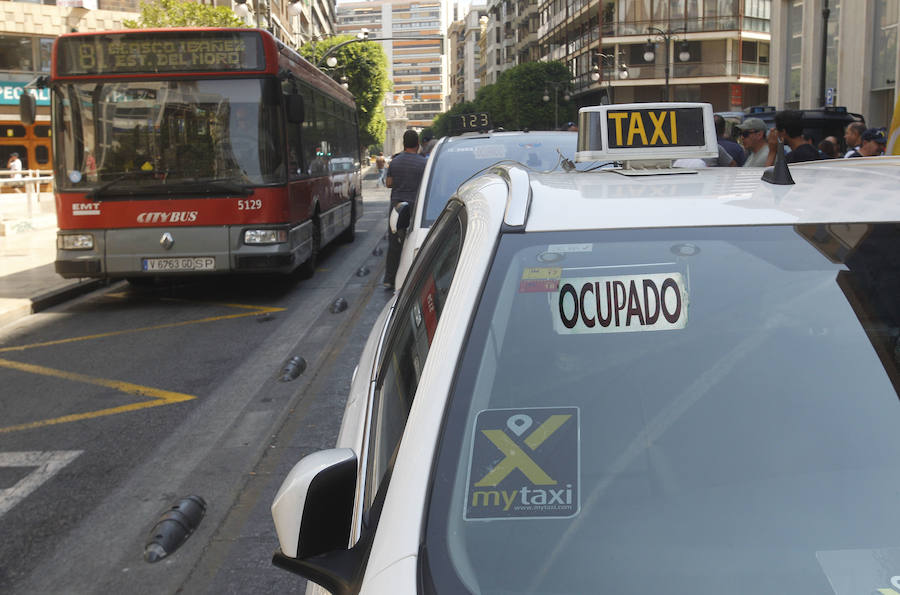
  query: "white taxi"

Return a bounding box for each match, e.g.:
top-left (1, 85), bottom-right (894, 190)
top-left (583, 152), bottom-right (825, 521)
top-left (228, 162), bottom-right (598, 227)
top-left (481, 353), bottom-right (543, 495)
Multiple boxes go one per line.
top-left (393, 129), bottom-right (579, 289)
top-left (273, 103), bottom-right (900, 595)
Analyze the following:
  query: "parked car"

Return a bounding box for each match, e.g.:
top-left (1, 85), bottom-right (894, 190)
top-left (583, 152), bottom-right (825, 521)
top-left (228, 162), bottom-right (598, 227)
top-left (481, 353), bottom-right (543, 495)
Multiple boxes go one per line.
top-left (329, 156), bottom-right (362, 204)
top-left (272, 103), bottom-right (900, 594)
top-left (394, 130), bottom-right (583, 288)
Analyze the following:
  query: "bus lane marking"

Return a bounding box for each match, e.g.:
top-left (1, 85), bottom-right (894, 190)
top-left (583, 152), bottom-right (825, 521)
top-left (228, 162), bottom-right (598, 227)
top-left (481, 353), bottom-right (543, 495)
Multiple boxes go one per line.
top-left (0, 299), bottom-right (285, 354)
top-left (0, 298), bottom-right (283, 432)
top-left (0, 450), bottom-right (82, 518)
top-left (0, 359), bottom-right (196, 434)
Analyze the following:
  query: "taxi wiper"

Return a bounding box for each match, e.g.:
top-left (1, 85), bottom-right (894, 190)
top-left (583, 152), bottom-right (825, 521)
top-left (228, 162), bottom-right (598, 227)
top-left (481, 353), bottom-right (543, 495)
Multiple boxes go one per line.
top-left (86, 170), bottom-right (155, 199)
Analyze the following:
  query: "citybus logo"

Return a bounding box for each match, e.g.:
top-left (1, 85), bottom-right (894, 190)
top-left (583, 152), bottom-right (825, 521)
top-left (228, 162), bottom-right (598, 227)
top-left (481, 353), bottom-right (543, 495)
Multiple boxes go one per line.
top-left (137, 211), bottom-right (198, 224)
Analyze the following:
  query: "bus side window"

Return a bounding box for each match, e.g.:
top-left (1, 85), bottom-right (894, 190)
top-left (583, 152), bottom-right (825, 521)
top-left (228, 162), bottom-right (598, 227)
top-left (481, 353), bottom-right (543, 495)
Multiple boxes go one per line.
top-left (283, 81), bottom-right (305, 180)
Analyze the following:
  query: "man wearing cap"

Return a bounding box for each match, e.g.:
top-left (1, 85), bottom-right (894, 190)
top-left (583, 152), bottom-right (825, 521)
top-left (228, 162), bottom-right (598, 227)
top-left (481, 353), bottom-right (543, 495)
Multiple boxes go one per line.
top-left (738, 118), bottom-right (770, 167)
top-left (846, 128), bottom-right (886, 158)
top-left (383, 129), bottom-right (427, 290)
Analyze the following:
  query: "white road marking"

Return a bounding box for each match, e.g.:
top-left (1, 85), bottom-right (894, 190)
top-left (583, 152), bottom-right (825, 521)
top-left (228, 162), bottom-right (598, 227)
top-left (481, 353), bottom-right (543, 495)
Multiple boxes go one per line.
top-left (0, 451), bottom-right (83, 518)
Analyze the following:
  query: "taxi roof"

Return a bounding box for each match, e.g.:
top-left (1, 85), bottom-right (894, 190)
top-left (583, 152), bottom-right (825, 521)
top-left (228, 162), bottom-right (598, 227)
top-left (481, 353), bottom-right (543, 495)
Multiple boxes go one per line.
top-left (510, 156), bottom-right (900, 232)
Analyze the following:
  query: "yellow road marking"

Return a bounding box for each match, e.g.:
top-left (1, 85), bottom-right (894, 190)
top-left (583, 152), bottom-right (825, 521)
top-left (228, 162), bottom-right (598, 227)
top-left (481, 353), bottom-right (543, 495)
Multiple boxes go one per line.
top-left (0, 303), bottom-right (284, 354)
top-left (0, 358), bottom-right (195, 434)
top-left (0, 296), bottom-right (280, 432)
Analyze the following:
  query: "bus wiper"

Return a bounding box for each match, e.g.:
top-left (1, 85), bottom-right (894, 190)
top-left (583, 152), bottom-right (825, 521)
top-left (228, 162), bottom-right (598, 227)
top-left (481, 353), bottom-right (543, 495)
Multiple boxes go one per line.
top-left (86, 170), bottom-right (155, 199)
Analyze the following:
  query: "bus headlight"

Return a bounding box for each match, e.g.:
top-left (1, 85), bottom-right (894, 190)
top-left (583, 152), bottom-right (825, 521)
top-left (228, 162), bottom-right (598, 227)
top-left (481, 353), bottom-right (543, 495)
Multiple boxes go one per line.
top-left (244, 229), bottom-right (288, 245)
top-left (58, 233), bottom-right (94, 250)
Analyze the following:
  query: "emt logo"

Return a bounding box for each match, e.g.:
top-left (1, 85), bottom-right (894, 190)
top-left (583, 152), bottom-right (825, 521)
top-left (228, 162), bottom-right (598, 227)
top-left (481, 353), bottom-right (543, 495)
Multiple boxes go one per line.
top-left (465, 407), bottom-right (579, 520)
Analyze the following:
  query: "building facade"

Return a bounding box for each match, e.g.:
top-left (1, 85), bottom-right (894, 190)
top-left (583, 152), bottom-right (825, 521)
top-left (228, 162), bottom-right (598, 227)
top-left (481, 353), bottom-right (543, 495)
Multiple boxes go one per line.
top-left (470, 0), bottom-right (772, 113)
top-left (448, 5), bottom-right (486, 104)
top-left (769, 0), bottom-right (898, 129)
top-left (336, 0), bottom-right (450, 129)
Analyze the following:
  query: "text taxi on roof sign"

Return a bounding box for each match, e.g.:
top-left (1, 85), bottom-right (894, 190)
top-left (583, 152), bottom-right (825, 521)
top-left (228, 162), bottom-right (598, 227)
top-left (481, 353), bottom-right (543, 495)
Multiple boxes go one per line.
top-left (575, 102), bottom-right (718, 167)
top-left (271, 102), bottom-right (900, 595)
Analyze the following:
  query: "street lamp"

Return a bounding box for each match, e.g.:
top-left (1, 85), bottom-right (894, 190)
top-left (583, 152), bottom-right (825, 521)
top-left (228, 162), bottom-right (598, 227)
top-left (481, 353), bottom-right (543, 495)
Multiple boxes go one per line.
top-left (233, 0), bottom-right (251, 21)
top-left (542, 82), bottom-right (570, 130)
top-left (642, 27), bottom-right (690, 101)
top-left (592, 52), bottom-right (629, 104)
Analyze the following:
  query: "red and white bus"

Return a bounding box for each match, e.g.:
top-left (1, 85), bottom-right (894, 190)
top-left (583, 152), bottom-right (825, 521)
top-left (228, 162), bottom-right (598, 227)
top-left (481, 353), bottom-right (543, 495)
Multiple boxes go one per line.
top-left (25, 28), bottom-right (361, 279)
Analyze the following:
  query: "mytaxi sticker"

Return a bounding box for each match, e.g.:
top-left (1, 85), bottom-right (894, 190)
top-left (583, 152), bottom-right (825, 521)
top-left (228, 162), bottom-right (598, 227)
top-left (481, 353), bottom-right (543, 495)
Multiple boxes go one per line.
top-left (465, 407), bottom-right (580, 521)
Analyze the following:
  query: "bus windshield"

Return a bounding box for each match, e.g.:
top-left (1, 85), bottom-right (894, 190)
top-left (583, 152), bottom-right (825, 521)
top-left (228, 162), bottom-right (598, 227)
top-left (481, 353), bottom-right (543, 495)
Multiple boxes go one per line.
top-left (53, 78), bottom-right (285, 194)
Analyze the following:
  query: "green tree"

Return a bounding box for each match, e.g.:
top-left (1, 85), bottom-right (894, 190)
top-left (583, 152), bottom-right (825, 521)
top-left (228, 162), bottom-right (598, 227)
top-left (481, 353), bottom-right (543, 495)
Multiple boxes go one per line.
top-left (123, 0), bottom-right (245, 28)
top-left (300, 36), bottom-right (391, 148)
top-left (497, 61), bottom-right (573, 130)
top-left (435, 62), bottom-right (573, 134)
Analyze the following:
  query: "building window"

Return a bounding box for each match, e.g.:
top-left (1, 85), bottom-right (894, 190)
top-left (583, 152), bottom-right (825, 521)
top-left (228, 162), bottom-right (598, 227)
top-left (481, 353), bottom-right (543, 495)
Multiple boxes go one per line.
top-left (0, 35), bottom-right (34, 71)
top-left (786, 0), bottom-right (803, 106)
top-left (872, 0), bottom-right (898, 91)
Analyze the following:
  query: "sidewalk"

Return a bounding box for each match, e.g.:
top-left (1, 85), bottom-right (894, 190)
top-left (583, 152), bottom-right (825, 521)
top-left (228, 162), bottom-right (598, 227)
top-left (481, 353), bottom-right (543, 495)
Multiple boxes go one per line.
top-left (0, 191), bottom-right (103, 328)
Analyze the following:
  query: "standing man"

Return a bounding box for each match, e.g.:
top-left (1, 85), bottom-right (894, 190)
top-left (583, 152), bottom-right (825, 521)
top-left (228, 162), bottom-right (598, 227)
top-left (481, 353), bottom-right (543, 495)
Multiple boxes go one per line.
top-left (6, 151), bottom-right (23, 192)
top-left (383, 129), bottom-right (427, 290)
top-left (846, 128), bottom-right (887, 157)
top-left (375, 152), bottom-right (386, 186)
top-left (737, 118), bottom-right (770, 167)
top-left (843, 122), bottom-right (866, 158)
top-left (766, 110), bottom-right (822, 165)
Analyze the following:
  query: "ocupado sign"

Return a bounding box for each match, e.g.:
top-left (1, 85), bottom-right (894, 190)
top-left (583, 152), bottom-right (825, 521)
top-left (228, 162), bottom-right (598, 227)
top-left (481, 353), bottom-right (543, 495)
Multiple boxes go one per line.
top-left (554, 272), bottom-right (688, 334)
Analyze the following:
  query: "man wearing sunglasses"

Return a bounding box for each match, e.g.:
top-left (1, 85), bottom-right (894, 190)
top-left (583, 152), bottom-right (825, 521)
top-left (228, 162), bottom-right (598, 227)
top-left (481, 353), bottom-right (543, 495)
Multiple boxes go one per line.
top-left (737, 117), bottom-right (770, 167)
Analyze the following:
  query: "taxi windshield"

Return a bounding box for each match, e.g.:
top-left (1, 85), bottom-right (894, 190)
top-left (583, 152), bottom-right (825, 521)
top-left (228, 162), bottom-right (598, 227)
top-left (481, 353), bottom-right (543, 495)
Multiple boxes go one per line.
top-left (425, 224), bottom-right (900, 594)
top-left (52, 78), bottom-right (285, 194)
top-left (423, 133), bottom-right (580, 226)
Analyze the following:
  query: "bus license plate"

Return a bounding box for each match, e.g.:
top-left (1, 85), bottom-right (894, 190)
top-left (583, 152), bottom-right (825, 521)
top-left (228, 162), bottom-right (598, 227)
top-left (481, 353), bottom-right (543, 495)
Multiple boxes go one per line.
top-left (142, 257), bottom-right (215, 272)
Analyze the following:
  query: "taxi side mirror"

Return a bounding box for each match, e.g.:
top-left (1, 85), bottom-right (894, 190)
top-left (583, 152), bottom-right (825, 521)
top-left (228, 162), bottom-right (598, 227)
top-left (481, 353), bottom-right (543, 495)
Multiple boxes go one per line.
top-left (390, 201), bottom-right (411, 234)
top-left (271, 448), bottom-right (359, 594)
top-left (272, 448), bottom-right (356, 558)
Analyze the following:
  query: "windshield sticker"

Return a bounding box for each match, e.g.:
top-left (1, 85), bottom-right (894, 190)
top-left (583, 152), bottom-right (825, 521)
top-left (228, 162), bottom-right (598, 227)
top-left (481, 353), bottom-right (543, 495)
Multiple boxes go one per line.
top-left (547, 243), bottom-right (593, 253)
top-left (464, 407), bottom-right (579, 521)
top-left (817, 548), bottom-right (900, 595)
top-left (520, 267), bottom-right (561, 293)
top-left (473, 145), bottom-right (507, 160)
top-left (554, 272), bottom-right (688, 334)
top-left (68, 170), bottom-right (83, 184)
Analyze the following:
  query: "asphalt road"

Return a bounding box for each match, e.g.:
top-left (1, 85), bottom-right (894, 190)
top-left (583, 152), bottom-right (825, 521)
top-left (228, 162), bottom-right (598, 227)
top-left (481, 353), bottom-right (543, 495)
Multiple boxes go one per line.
top-left (0, 179), bottom-right (393, 594)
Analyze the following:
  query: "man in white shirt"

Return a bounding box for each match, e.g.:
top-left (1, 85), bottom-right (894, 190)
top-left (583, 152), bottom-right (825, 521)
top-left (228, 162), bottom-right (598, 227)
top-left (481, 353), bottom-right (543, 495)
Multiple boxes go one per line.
top-left (843, 122), bottom-right (866, 158)
top-left (6, 151), bottom-right (23, 192)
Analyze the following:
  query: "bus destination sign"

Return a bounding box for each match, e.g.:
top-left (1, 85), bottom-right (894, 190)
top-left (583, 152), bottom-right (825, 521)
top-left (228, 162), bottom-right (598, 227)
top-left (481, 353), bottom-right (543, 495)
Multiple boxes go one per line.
top-left (56, 31), bottom-right (266, 76)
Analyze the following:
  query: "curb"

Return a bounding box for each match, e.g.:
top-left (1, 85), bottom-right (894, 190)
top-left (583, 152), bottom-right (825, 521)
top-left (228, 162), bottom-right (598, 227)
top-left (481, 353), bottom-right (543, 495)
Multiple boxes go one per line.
top-left (31, 278), bottom-right (108, 313)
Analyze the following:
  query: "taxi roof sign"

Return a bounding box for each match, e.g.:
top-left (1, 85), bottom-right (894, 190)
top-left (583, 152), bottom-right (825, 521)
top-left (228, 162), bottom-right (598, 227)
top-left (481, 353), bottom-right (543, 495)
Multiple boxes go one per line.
top-left (575, 102), bottom-right (718, 163)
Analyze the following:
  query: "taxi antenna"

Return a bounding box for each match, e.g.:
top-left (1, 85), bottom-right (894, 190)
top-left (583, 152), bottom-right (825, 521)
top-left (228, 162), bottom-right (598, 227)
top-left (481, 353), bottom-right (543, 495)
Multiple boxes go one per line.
top-left (761, 140), bottom-right (795, 186)
top-left (557, 149), bottom-right (575, 172)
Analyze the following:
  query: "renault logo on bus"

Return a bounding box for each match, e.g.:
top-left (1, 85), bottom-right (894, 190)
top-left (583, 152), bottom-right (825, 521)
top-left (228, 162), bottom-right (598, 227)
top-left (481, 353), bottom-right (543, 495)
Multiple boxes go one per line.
top-left (160, 232), bottom-right (174, 250)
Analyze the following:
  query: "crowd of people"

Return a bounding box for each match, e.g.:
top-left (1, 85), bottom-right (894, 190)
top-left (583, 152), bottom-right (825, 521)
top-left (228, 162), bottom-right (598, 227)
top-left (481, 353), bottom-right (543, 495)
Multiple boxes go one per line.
top-left (714, 110), bottom-right (889, 168)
